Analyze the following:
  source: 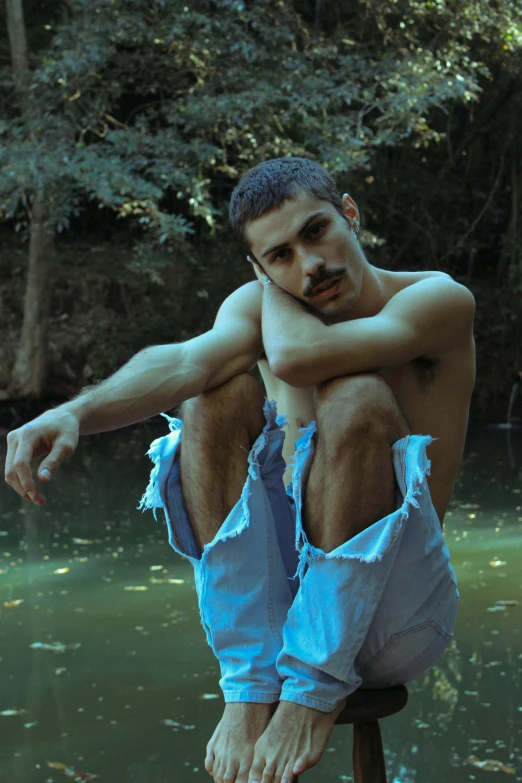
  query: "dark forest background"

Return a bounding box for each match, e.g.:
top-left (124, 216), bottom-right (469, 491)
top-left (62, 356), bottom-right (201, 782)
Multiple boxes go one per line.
top-left (1, 0), bottom-right (521, 422)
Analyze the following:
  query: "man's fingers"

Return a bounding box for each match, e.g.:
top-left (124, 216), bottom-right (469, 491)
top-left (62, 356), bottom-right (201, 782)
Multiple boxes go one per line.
top-left (5, 435), bottom-right (75, 505)
top-left (8, 438), bottom-right (41, 501)
top-left (4, 433), bottom-right (27, 500)
top-left (36, 439), bottom-right (75, 483)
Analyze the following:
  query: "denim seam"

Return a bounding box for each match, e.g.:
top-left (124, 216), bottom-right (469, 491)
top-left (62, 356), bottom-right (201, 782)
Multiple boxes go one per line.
top-left (363, 627), bottom-right (453, 685)
top-left (359, 617), bottom-right (453, 674)
top-left (279, 690), bottom-right (342, 710)
top-left (286, 421), bottom-right (317, 581)
top-left (222, 691), bottom-right (281, 699)
top-left (263, 489), bottom-right (285, 648)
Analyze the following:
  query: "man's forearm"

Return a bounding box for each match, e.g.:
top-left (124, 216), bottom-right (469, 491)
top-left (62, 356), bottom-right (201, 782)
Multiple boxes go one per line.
top-left (261, 284), bottom-right (326, 372)
top-left (62, 344), bottom-right (206, 436)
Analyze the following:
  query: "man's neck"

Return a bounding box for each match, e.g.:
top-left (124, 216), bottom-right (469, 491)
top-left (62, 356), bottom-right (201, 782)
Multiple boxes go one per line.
top-left (322, 263), bottom-right (390, 326)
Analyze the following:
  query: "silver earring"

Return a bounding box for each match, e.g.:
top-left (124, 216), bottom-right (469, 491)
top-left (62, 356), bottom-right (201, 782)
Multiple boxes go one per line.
top-left (264, 276), bottom-right (273, 284)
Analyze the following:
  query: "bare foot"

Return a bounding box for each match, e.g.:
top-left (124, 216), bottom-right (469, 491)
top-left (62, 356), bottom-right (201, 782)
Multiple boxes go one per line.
top-left (247, 698), bottom-right (347, 783)
top-left (205, 702), bottom-right (277, 783)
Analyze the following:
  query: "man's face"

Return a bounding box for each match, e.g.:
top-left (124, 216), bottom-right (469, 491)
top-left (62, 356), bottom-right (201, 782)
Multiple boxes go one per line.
top-left (245, 190), bottom-right (364, 319)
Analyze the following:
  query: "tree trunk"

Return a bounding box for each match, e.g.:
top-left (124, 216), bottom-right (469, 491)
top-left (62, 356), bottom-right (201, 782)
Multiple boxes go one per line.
top-left (7, 197), bottom-right (53, 397)
top-left (5, 0), bottom-right (55, 399)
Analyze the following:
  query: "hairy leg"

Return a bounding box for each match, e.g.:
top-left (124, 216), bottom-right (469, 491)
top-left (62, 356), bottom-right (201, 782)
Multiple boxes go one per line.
top-left (305, 373), bottom-right (410, 552)
top-left (247, 374), bottom-right (411, 783)
top-left (179, 372), bottom-right (266, 552)
top-left (179, 373), bottom-right (277, 783)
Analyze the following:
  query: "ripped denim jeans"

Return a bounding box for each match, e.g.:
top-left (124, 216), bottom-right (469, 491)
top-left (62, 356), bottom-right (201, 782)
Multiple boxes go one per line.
top-left (138, 398), bottom-right (459, 712)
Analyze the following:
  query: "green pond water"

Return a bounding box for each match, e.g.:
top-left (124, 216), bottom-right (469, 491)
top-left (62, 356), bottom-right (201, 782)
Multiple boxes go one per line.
top-left (0, 420), bottom-right (521, 783)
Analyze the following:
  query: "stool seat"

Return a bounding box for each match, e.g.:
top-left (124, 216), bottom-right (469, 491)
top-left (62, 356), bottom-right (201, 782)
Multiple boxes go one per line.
top-left (335, 684), bottom-right (408, 725)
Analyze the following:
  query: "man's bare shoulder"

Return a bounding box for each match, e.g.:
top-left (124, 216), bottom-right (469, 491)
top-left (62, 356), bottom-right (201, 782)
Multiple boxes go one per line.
top-left (386, 268), bottom-right (454, 296)
top-left (214, 280), bottom-right (263, 327)
top-left (385, 269), bottom-right (474, 313)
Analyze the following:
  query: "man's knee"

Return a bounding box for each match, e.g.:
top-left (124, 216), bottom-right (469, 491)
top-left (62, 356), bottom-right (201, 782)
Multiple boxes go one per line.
top-left (314, 373), bottom-right (409, 442)
top-left (181, 372), bottom-right (265, 432)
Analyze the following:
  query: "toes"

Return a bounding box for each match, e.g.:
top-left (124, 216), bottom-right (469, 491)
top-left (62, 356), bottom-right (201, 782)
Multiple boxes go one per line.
top-left (205, 749), bottom-right (215, 775)
top-left (223, 766), bottom-right (239, 783)
top-left (260, 761), bottom-right (277, 783)
top-left (248, 758), bottom-right (265, 783)
top-left (293, 751), bottom-right (321, 776)
top-left (235, 766), bottom-right (250, 783)
top-left (214, 759), bottom-right (226, 783)
top-left (281, 762), bottom-right (295, 783)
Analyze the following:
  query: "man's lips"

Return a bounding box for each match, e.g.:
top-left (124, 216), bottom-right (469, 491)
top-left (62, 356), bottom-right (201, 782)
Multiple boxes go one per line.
top-left (310, 276), bottom-right (342, 297)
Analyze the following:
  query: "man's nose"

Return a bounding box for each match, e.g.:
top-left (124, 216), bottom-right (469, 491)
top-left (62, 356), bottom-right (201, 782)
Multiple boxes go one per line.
top-left (298, 247), bottom-right (325, 276)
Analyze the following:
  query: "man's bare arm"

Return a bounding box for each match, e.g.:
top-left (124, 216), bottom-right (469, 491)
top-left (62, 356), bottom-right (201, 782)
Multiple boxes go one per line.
top-left (4, 282), bottom-right (263, 503)
top-left (72, 284), bottom-right (263, 435)
top-left (271, 277), bottom-right (475, 387)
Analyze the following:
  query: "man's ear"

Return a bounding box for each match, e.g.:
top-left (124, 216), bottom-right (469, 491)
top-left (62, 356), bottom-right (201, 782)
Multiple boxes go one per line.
top-left (342, 193), bottom-right (360, 226)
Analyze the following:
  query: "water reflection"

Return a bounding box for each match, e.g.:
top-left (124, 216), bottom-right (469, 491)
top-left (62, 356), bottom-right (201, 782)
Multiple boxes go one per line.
top-left (0, 422), bottom-right (521, 782)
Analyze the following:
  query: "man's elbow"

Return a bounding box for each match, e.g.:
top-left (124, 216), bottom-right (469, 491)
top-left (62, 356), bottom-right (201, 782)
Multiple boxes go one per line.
top-left (270, 354), bottom-right (321, 388)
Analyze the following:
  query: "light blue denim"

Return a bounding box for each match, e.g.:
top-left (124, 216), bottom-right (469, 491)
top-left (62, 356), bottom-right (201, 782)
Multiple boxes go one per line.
top-left (138, 397), bottom-right (459, 712)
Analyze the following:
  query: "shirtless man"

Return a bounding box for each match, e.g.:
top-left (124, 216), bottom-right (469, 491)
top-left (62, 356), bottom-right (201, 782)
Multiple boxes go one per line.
top-left (4, 157), bottom-right (475, 783)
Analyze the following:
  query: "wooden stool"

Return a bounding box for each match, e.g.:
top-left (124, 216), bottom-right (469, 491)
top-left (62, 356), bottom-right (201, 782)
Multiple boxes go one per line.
top-left (295, 685), bottom-right (408, 783)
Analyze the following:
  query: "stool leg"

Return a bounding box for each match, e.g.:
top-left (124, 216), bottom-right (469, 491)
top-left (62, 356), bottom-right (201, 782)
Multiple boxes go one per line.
top-left (353, 720), bottom-right (387, 783)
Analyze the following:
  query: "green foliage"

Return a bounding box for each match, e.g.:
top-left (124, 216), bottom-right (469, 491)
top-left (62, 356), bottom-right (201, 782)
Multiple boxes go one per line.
top-left (2, 0), bottom-right (511, 245)
top-left (1, 0), bottom-right (521, 413)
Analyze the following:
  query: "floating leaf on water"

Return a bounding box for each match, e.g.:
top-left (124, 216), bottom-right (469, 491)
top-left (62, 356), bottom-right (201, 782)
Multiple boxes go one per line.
top-left (124, 586), bottom-right (148, 591)
top-left (489, 559), bottom-right (507, 567)
top-left (24, 721), bottom-right (39, 728)
top-left (64, 768), bottom-right (100, 781)
top-left (55, 668), bottom-right (67, 675)
top-left (487, 605), bottom-right (507, 612)
top-left (71, 538), bottom-right (94, 545)
top-left (4, 599), bottom-right (25, 608)
top-left (150, 565), bottom-right (163, 570)
top-left (30, 642), bottom-right (81, 653)
top-left (47, 762), bottom-right (67, 770)
top-left (464, 691), bottom-right (479, 696)
top-left (168, 578), bottom-right (185, 584)
top-left (161, 717), bottom-right (195, 730)
top-left (199, 693), bottom-right (220, 700)
top-left (53, 568), bottom-right (70, 575)
top-left (1, 709), bottom-right (27, 716)
top-left (496, 600), bottom-right (519, 606)
top-left (466, 755), bottom-right (516, 774)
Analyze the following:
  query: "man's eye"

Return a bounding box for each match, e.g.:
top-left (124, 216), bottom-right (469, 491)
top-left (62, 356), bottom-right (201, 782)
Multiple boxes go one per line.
top-left (308, 223), bottom-right (325, 237)
top-left (274, 249), bottom-right (289, 261)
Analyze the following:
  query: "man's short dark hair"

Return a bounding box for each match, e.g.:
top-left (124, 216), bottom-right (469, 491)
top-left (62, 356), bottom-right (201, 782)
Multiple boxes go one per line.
top-left (229, 156), bottom-right (344, 249)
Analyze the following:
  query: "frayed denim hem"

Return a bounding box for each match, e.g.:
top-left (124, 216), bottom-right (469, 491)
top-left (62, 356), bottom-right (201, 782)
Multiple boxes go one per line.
top-left (289, 432), bottom-right (438, 582)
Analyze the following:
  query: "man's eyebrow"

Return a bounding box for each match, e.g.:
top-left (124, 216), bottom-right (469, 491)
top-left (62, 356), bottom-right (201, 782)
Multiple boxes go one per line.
top-left (260, 210), bottom-right (328, 258)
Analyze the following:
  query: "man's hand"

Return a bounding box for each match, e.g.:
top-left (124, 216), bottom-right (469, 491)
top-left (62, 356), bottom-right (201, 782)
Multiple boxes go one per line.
top-left (5, 409), bottom-right (80, 506)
